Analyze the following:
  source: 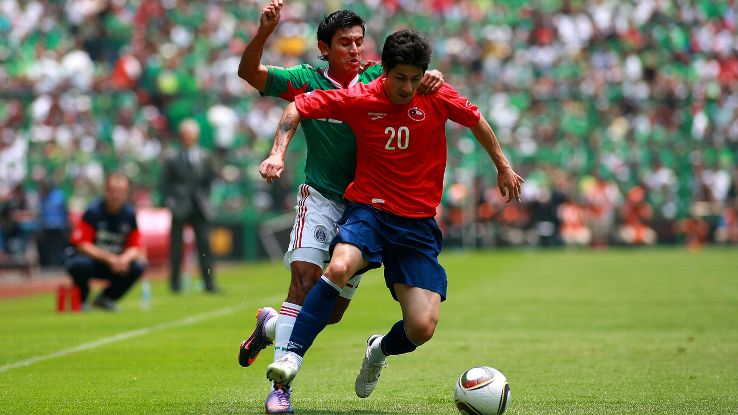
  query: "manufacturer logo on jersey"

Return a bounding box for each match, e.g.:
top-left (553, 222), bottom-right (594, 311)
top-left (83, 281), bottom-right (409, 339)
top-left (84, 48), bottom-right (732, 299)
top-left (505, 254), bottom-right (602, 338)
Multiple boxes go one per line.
top-left (314, 225), bottom-right (329, 243)
top-left (408, 107), bottom-right (426, 121)
top-left (464, 99), bottom-right (473, 108)
top-left (368, 112), bottom-right (387, 120)
top-left (371, 198), bottom-right (385, 204)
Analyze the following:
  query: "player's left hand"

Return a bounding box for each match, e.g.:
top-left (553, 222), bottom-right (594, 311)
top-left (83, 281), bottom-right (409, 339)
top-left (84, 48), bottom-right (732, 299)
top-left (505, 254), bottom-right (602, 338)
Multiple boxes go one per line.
top-left (110, 256), bottom-right (130, 275)
top-left (497, 166), bottom-right (524, 203)
top-left (418, 69), bottom-right (444, 94)
top-left (259, 154), bottom-right (285, 184)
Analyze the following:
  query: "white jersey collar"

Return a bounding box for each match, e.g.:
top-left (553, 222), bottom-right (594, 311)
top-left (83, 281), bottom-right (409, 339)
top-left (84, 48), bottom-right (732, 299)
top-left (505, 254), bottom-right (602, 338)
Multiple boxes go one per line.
top-left (321, 68), bottom-right (359, 89)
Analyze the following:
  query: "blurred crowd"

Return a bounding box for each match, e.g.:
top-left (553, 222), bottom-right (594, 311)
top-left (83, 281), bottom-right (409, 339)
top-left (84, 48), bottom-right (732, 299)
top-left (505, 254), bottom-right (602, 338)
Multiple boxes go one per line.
top-left (1, 0), bottom-right (738, 265)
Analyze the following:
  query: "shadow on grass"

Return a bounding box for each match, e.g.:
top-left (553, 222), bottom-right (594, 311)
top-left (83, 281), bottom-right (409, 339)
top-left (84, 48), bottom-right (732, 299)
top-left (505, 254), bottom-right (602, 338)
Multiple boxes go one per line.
top-left (279, 411), bottom-right (397, 415)
top-left (240, 410), bottom-right (398, 415)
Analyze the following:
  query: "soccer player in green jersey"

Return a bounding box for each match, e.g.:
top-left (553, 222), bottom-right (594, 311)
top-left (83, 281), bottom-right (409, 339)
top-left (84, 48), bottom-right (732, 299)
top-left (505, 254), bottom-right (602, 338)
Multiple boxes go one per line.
top-left (235, 1), bottom-right (444, 413)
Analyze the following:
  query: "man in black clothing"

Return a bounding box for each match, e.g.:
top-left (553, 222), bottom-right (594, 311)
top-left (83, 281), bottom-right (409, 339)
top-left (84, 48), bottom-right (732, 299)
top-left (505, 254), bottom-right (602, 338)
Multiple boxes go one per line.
top-left (160, 119), bottom-right (218, 293)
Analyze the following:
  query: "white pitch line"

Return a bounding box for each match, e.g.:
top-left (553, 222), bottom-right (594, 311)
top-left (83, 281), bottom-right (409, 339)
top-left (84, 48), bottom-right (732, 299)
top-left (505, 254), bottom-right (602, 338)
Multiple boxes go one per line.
top-left (0, 304), bottom-right (245, 374)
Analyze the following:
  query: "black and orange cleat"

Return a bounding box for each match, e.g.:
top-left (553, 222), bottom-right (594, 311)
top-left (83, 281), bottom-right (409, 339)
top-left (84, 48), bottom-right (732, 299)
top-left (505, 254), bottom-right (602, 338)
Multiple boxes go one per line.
top-left (238, 307), bottom-right (277, 367)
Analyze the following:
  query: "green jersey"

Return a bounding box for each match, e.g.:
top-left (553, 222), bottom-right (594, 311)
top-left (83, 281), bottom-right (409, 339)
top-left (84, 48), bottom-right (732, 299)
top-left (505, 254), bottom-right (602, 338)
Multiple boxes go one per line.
top-left (262, 63), bottom-right (384, 201)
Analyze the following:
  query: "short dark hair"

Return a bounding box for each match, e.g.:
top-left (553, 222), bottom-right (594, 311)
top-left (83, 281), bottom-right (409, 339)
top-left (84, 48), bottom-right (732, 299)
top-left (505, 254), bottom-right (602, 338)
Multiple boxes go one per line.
top-left (316, 10), bottom-right (365, 61)
top-left (381, 30), bottom-right (432, 73)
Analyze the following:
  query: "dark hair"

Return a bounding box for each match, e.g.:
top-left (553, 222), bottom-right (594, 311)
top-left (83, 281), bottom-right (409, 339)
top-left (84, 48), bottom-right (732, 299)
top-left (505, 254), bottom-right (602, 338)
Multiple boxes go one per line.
top-left (381, 30), bottom-right (432, 73)
top-left (316, 10), bottom-right (365, 61)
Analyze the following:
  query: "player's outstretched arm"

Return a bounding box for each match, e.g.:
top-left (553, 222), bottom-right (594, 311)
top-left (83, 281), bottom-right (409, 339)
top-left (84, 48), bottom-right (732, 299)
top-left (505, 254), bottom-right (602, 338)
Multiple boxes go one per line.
top-left (469, 117), bottom-right (524, 202)
top-left (259, 102), bottom-right (302, 184)
top-left (237, 0), bottom-right (283, 91)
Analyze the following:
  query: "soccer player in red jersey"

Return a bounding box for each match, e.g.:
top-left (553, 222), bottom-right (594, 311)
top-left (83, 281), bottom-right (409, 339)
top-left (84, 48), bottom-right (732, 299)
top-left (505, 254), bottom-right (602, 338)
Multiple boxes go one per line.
top-left (237, 2), bottom-right (444, 412)
top-left (259, 30), bottom-right (523, 402)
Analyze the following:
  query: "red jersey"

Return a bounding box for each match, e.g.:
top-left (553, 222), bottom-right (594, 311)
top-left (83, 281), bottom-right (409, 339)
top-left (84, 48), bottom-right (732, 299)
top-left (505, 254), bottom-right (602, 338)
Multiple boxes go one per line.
top-left (294, 78), bottom-right (481, 218)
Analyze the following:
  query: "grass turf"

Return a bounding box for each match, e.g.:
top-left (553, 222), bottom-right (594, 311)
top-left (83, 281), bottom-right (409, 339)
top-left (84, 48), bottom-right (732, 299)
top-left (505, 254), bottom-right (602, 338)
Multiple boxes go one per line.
top-left (0, 247), bottom-right (736, 414)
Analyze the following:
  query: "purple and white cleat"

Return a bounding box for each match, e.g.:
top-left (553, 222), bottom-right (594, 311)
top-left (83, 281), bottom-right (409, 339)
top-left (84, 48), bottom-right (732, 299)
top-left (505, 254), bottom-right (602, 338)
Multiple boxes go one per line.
top-left (265, 384), bottom-right (294, 414)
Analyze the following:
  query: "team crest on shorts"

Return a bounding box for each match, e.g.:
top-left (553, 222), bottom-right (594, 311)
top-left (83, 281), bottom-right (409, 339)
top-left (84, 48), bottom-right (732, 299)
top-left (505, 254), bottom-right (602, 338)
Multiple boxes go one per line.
top-left (408, 106), bottom-right (426, 121)
top-left (314, 225), bottom-right (329, 243)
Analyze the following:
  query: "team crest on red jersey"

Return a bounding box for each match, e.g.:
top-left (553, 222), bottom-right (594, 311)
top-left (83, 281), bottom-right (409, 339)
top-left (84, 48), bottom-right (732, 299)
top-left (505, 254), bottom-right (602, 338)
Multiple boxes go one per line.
top-left (408, 107), bottom-right (426, 122)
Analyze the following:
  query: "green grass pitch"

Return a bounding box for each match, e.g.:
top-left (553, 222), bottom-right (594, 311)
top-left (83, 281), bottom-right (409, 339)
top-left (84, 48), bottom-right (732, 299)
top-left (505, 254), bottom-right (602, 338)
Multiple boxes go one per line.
top-left (1, 248), bottom-right (736, 414)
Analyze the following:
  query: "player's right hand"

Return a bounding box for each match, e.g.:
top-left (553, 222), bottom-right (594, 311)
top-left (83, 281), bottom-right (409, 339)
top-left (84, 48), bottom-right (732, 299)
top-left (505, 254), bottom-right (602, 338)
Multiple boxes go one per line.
top-left (260, 0), bottom-right (283, 30)
top-left (259, 154), bottom-right (285, 184)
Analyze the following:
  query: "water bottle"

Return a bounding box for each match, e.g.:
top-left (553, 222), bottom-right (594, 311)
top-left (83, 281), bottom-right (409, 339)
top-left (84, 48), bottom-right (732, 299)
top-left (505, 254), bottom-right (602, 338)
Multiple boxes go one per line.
top-left (182, 272), bottom-right (192, 292)
top-left (193, 278), bottom-right (204, 292)
top-left (140, 279), bottom-right (152, 310)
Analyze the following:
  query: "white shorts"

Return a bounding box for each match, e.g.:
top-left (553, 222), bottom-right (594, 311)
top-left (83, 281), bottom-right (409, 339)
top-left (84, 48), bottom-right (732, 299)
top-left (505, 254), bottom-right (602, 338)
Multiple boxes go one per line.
top-left (283, 184), bottom-right (361, 299)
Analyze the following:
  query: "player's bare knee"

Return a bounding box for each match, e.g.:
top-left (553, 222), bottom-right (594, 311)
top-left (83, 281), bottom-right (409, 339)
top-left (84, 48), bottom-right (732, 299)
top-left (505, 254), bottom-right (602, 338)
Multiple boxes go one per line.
top-left (324, 261), bottom-right (352, 285)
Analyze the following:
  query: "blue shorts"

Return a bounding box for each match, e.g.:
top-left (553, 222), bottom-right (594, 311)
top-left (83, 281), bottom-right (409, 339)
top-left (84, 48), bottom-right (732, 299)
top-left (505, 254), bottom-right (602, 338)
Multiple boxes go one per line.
top-left (330, 202), bottom-right (447, 301)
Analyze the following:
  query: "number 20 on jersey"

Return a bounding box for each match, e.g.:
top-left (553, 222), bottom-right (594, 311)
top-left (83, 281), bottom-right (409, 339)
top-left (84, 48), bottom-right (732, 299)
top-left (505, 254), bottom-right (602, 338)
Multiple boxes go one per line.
top-left (385, 126), bottom-right (410, 150)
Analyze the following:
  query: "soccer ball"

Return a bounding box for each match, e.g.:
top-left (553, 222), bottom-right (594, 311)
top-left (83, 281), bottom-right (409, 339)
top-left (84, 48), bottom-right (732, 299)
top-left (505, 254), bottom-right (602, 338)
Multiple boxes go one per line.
top-left (454, 366), bottom-right (511, 415)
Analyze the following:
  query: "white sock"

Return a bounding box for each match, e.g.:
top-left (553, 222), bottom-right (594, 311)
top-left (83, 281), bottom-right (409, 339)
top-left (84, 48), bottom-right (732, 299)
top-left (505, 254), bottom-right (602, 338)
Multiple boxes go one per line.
top-left (274, 302), bottom-right (301, 361)
top-left (286, 351), bottom-right (304, 366)
top-left (265, 314), bottom-right (277, 341)
top-left (367, 335), bottom-right (386, 364)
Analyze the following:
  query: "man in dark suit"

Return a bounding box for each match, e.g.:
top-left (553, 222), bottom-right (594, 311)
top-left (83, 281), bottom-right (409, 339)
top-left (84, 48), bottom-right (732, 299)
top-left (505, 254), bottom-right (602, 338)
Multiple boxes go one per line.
top-left (160, 119), bottom-right (218, 293)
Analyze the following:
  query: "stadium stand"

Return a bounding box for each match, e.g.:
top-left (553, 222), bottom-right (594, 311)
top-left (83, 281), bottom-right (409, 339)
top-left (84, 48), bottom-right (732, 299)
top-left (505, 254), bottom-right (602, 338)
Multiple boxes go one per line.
top-left (0, 0), bottom-right (736, 270)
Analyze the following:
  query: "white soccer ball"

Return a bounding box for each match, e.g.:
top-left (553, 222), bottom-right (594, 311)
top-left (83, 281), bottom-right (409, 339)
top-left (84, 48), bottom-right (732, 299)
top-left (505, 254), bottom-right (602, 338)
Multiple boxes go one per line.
top-left (454, 366), bottom-right (511, 415)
